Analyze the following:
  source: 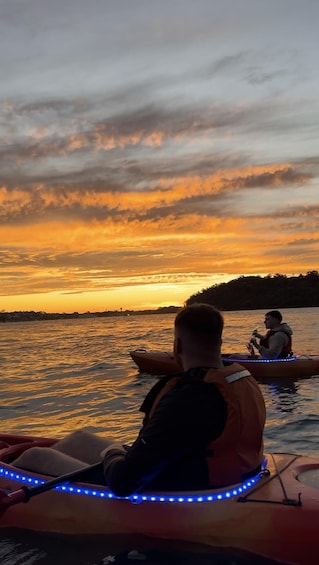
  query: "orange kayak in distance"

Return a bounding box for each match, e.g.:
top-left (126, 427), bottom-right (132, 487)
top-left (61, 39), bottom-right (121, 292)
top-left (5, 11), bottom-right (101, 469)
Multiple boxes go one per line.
top-left (130, 349), bottom-right (319, 379)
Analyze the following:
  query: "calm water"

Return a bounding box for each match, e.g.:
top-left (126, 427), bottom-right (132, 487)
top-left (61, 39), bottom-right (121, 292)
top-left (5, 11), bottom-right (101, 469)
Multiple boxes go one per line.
top-left (0, 308), bottom-right (319, 564)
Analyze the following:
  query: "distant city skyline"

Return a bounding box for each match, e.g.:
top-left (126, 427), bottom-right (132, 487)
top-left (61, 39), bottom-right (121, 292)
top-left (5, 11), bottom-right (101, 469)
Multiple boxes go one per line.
top-left (1, 1), bottom-right (319, 313)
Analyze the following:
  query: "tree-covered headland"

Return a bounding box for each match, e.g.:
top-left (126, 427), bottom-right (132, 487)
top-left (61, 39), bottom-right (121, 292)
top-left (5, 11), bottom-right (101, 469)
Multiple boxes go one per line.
top-left (186, 271), bottom-right (319, 310)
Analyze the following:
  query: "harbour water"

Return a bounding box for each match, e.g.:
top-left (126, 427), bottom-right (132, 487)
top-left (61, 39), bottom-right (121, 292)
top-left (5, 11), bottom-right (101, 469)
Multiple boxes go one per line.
top-left (0, 308), bottom-right (319, 564)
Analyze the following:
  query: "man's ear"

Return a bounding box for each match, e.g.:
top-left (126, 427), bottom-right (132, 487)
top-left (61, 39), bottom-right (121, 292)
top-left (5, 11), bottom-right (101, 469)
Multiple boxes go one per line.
top-left (174, 336), bottom-right (182, 355)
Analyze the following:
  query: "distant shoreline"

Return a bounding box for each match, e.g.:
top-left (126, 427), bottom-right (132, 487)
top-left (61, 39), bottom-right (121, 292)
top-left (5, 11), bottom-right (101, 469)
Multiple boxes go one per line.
top-left (0, 306), bottom-right (181, 323)
top-left (1, 304), bottom-right (318, 323)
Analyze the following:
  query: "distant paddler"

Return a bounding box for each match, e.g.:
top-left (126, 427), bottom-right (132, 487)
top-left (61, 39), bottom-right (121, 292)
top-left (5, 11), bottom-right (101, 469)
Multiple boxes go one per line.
top-left (249, 310), bottom-right (293, 359)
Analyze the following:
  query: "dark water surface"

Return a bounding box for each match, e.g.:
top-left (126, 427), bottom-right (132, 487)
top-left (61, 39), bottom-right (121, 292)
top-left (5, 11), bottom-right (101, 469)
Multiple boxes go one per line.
top-left (1, 308), bottom-right (319, 564)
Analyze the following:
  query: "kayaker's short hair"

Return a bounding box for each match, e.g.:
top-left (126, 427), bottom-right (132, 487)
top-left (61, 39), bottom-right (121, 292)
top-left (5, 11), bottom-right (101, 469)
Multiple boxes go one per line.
top-left (266, 310), bottom-right (282, 322)
top-left (175, 303), bottom-right (224, 342)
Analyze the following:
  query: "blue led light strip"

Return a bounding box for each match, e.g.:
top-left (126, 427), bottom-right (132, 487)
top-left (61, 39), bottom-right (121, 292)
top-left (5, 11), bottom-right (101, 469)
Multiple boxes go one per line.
top-left (0, 461), bottom-right (267, 504)
top-left (222, 356), bottom-right (298, 364)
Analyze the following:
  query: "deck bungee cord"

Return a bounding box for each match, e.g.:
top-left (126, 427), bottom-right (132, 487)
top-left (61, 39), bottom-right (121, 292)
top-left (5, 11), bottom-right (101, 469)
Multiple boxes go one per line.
top-left (238, 453), bottom-right (302, 506)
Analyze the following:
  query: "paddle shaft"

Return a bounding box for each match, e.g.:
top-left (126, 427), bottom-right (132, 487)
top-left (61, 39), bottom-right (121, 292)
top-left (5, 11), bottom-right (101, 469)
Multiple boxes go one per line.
top-left (0, 461), bottom-right (102, 509)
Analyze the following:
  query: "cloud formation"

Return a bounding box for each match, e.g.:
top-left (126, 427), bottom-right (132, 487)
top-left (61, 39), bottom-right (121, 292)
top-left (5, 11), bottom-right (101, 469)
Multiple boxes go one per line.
top-left (1, 0), bottom-right (319, 311)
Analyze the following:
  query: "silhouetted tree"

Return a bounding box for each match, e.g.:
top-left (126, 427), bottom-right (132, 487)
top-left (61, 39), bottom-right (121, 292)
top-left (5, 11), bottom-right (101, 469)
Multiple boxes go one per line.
top-left (186, 272), bottom-right (319, 310)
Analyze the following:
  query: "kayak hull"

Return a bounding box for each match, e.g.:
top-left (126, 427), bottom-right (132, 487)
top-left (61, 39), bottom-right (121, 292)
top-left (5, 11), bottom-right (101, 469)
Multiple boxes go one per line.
top-left (130, 349), bottom-right (319, 379)
top-left (1, 434), bottom-right (319, 564)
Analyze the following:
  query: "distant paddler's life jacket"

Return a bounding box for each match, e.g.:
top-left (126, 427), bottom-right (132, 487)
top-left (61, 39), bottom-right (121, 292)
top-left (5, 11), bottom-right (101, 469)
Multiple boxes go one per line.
top-left (142, 363), bottom-right (266, 488)
top-left (260, 330), bottom-right (292, 358)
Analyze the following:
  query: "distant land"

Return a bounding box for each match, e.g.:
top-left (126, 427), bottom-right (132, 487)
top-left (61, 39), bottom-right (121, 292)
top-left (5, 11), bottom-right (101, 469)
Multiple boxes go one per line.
top-left (186, 271), bottom-right (319, 310)
top-left (1, 271), bottom-right (319, 323)
top-left (0, 305), bottom-right (180, 323)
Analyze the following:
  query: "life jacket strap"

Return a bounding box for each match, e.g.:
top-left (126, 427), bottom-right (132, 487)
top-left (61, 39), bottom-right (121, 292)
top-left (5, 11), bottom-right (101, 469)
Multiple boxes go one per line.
top-left (225, 369), bottom-right (251, 384)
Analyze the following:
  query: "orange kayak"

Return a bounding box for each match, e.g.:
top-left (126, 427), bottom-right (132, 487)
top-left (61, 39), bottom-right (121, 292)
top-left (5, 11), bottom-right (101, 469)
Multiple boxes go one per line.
top-left (130, 349), bottom-right (319, 379)
top-left (0, 433), bottom-right (319, 564)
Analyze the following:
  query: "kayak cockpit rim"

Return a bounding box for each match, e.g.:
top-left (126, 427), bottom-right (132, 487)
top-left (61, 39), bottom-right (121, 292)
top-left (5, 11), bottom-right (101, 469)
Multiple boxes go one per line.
top-left (222, 355), bottom-right (299, 364)
top-left (0, 457), bottom-right (268, 505)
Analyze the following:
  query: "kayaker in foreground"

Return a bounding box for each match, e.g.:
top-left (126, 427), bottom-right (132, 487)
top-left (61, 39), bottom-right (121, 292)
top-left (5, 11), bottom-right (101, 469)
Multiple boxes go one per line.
top-left (13, 304), bottom-right (266, 497)
top-left (250, 310), bottom-right (293, 359)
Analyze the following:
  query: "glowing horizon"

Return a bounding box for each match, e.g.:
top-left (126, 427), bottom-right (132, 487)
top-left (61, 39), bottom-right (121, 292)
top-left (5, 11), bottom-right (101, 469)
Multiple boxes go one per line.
top-left (1, 270), bottom-right (311, 314)
top-left (1, 272), bottom-right (244, 313)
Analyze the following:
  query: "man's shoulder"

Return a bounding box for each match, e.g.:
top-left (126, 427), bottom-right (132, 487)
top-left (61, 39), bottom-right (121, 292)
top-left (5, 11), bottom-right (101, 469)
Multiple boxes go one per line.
top-left (172, 374), bottom-right (224, 402)
top-left (274, 328), bottom-right (291, 341)
top-left (275, 323), bottom-right (293, 335)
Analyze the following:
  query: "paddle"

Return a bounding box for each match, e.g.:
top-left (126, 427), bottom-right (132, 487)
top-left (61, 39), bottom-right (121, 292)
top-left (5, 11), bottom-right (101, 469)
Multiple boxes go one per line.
top-left (0, 461), bottom-right (102, 511)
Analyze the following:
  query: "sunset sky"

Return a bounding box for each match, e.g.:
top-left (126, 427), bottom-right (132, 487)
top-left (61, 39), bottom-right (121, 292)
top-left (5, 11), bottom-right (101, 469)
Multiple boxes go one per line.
top-left (1, 0), bottom-right (319, 313)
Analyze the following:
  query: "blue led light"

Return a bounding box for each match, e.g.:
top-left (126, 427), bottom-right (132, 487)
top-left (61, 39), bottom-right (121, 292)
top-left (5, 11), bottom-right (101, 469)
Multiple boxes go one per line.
top-left (222, 356), bottom-right (298, 364)
top-left (0, 462), bottom-right (266, 504)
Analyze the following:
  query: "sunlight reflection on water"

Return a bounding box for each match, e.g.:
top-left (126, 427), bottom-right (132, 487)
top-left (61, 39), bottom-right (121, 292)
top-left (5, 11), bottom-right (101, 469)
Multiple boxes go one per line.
top-left (1, 308), bottom-right (319, 564)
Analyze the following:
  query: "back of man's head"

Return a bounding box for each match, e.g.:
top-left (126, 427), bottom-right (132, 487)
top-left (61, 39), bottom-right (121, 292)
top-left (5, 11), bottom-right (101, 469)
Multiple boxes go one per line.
top-left (175, 303), bottom-right (224, 348)
top-left (266, 310), bottom-right (282, 323)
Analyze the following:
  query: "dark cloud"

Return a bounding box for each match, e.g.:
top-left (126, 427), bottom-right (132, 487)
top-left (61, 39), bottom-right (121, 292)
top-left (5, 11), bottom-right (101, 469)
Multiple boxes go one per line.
top-left (0, 153), bottom-right (316, 227)
top-left (2, 91), bottom-right (318, 218)
top-left (288, 238), bottom-right (319, 246)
